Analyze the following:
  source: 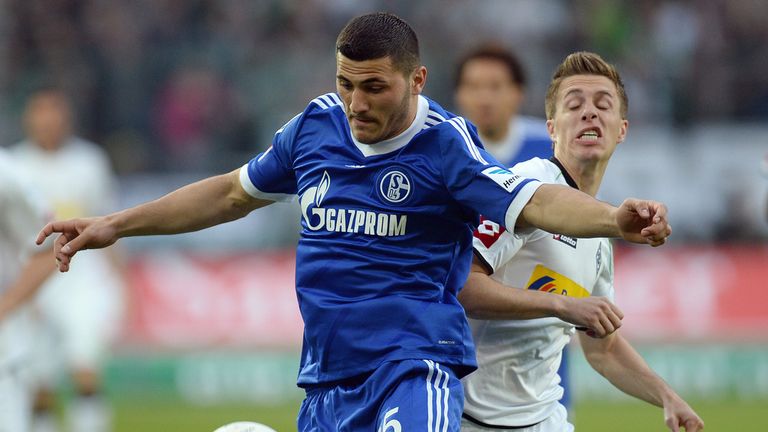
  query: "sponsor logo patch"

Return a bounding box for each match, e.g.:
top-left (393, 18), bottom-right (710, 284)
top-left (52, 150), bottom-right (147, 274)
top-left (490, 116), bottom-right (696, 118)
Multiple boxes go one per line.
top-left (553, 233), bottom-right (578, 248)
top-left (377, 167), bottom-right (413, 204)
top-left (300, 171), bottom-right (408, 237)
top-left (526, 264), bottom-right (590, 298)
top-left (481, 166), bottom-right (522, 193)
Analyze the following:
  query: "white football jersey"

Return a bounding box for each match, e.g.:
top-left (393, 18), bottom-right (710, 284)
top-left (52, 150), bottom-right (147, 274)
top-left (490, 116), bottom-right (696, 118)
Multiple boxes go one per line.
top-left (10, 137), bottom-right (118, 278)
top-left (462, 157), bottom-right (614, 427)
top-left (9, 138), bottom-right (124, 370)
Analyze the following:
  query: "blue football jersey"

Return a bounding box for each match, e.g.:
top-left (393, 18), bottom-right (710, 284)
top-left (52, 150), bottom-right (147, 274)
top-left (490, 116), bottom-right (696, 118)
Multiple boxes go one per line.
top-left (481, 116), bottom-right (553, 168)
top-left (240, 93), bottom-right (541, 386)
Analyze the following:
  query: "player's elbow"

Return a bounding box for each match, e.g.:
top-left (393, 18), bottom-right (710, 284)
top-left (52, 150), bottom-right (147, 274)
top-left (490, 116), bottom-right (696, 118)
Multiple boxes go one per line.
top-left (457, 288), bottom-right (477, 317)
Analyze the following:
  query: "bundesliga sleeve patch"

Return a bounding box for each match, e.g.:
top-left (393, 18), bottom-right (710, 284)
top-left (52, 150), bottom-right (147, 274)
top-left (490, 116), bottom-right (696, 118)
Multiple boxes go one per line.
top-left (481, 166), bottom-right (523, 193)
top-left (473, 217), bottom-right (506, 249)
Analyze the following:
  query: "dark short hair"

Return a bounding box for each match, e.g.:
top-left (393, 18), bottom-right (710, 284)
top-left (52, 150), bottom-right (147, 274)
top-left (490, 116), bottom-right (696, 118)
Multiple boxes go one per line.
top-left (454, 43), bottom-right (526, 89)
top-left (336, 12), bottom-right (420, 74)
top-left (545, 51), bottom-right (628, 119)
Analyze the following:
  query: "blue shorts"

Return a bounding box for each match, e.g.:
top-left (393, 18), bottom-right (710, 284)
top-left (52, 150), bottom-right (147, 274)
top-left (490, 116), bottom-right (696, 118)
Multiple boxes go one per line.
top-left (298, 359), bottom-right (464, 432)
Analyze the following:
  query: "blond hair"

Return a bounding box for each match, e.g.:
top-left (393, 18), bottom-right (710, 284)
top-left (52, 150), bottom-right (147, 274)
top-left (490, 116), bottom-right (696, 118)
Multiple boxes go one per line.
top-left (545, 51), bottom-right (627, 120)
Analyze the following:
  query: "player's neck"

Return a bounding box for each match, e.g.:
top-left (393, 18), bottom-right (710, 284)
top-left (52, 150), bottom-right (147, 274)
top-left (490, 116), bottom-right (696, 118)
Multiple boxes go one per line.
top-left (479, 121), bottom-right (511, 145)
top-left (555, 156), bottom-right (607, 197)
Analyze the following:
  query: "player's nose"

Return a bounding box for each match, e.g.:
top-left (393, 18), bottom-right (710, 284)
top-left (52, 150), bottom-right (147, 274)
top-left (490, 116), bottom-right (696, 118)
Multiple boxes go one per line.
top-left (581, 105), bottom-right (597, 121)
top-left (349, 89), bottom-right (369, 113)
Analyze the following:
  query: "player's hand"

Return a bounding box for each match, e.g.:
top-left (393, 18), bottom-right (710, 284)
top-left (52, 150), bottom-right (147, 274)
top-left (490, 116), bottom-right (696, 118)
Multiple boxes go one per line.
top-left (36, 217), bottom-right (118, 272)
top-left (558, 296), bottom-right (623, 338)
top-left (615, 199), bottom-right (672, 247)
top-left (663, 395), bottom-right (704, 432)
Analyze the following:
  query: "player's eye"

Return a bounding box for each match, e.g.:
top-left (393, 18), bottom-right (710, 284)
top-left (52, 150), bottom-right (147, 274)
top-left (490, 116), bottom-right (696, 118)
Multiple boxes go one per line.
top-left (366, 85), bottom-right (385, 93)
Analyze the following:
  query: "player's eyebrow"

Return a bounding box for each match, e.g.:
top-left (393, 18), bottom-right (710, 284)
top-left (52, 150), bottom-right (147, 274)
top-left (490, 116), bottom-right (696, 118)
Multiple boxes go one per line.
top-left (564, 89), bottom-right (614, 100)
top-left (336, 74), bottom-right (388, 85)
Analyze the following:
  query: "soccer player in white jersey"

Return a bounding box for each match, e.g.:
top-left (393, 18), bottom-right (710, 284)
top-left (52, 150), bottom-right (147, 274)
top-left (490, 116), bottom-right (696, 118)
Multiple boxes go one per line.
top-left (38, 14), bottom-right (672, 432)
top-left (0, 149), bottom-right (55, 431)
top-left (10, 87), bottom-right (125, 432)
top-left (454, 43), bottom-right (579, 417)
top-left (459, 52), bottom-right (704, 432)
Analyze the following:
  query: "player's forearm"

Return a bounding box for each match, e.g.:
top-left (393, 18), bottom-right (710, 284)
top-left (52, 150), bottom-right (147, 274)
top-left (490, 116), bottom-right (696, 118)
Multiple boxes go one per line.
top-left (582, 333), bottom-right (676, 408)
top-left (0, 248), bottom-right (55, 321)
top-left (458, 272), bottom-right (564, 320)
top-left (521, 184), bottom-right (620, 238)
top-left (108, 170), bottom-right (268, 238)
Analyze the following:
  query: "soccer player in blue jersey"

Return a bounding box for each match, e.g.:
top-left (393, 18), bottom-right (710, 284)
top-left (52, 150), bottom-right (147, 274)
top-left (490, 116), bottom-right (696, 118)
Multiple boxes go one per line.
top-left (38, 13), bottom-right (671, 432)
top-left (455, 44), bottom-right (553, 166)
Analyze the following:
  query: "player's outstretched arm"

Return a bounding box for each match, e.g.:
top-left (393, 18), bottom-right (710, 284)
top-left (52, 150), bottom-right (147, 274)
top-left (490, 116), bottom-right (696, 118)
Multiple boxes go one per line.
top-left (579, 332), bottom-right (704, 431)
top-left (519, 184), bottom-right (671, 246)
top-left (458, 257), bottom-right (623, 337)
top-left (37, 168), bottom-right (273, 272)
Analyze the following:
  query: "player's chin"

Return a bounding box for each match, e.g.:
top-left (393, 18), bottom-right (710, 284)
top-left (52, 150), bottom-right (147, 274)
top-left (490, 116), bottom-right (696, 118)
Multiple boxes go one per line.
top-left (351, 130), bottom-right (379, 144)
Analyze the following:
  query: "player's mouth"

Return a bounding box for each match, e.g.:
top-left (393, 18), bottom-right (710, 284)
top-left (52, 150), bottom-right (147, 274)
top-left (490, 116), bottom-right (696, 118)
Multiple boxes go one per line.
top-left (351, 115), bottom-right (376, 126)
top-left (576, 127), bottom-right (601, 142)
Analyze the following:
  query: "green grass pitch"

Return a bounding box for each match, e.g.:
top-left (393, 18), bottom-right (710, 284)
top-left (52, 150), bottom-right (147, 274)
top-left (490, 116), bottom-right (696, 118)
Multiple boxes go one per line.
top-left (111, 398), bottom-right (767, 431)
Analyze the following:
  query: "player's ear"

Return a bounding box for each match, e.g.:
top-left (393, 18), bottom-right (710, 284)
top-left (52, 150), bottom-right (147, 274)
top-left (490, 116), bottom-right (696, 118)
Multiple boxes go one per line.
top-left (546, 119), bottom-right (556, 142)
top-left (410, 66), bottom-right (427, 95)
top-left (546, 119), bottom-right (557, 151)
top-left (617, 119), bottom-right (628, 144)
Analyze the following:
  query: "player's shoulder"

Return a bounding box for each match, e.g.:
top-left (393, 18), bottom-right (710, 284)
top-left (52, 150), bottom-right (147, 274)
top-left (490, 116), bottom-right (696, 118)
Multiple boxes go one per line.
top-left (305, 92), bottom-right (344, 116)
top-left (417, 98), bottom-right (481, 151)
top-left (516, 115), bottom-right (550, 140)
top-left (279, 92), bottom-right (345, 135)
top-left (510, 157), bottom-right (560, 182)
top-left (64, 137), bottom-right (114, 168)
top-left (420, 98), bottom-right (463, 133)
top-left (0, 149), bottom-right (35, 200)
top-left (68, 137), bottom-right (108, 155)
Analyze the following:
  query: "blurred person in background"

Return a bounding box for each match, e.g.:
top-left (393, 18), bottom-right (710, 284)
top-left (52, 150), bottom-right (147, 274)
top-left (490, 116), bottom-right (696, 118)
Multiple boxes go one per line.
top-left (454, 44), bottom-right (552, 167)
top-left (9, 87), bottom-right (125, 432)
top-left (37, 13), bottom-right (672, 432)
top-left (459, 52), bottom-right (704, 432)
top-left (0, 148), bottom-right (54, 432)
top-left (454, 43), bottom-right (579, 418)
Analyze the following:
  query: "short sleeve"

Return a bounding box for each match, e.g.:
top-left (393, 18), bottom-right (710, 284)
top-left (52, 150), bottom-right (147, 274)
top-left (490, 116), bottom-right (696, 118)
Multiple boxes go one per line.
top-left (439, 117), bottom-right (541, 231)
top-left (472, 217), bottom-right (529, 273)
top-left (239, 113), bottom-right (301, 202)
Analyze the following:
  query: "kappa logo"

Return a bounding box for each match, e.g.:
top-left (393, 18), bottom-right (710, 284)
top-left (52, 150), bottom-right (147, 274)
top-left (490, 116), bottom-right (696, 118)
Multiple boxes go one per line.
top-left (378, 169), bottom-right (412, 204)
top-left (300, 171), bottom-right (408, 237)
top-left (553, 234), bottom-right (578, 248)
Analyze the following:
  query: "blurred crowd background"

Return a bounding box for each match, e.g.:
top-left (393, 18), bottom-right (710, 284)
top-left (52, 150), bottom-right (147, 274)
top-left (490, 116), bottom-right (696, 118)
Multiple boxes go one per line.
top-left (1, 0), bottom-right (767, 243)
top-left (0, 1), bottom-right (767, 428)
